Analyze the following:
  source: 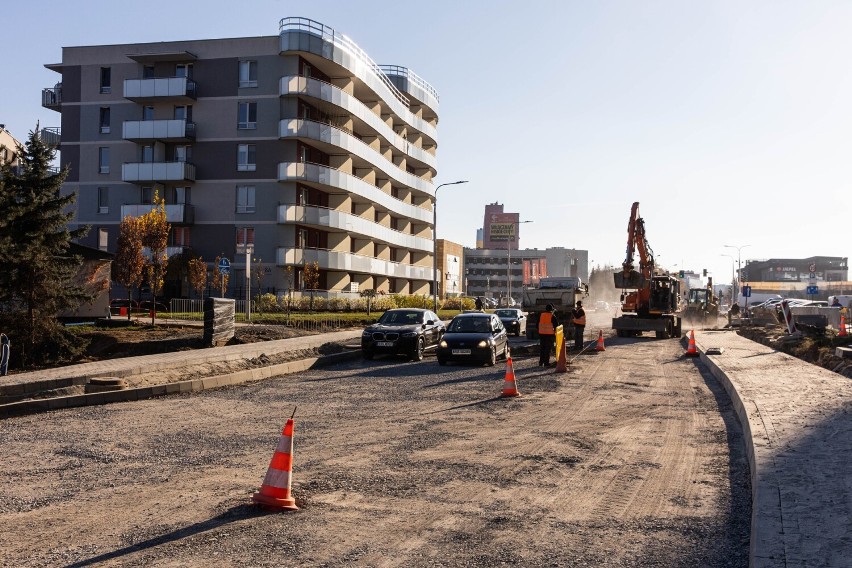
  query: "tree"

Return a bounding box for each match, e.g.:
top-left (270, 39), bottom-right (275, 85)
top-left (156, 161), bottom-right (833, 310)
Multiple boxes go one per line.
top-left (139, 191), bottom-right (170, 324)
top-left (360, 288), bottom-right (377, 316)
top-left (0, 127), bottom-right (91, 367)
top-left (303, 261), bottom-right (320, 312)
top-left (187, 256), bottom-right (208, 300)
top-left (213, 254), bottom-right (230, 298)
top-left (113, 215), bottom-right (145, 320)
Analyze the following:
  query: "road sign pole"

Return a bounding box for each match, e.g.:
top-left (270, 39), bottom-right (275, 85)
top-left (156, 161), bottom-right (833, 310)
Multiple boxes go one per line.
top-left (245, 248), bottom-right (251, 323)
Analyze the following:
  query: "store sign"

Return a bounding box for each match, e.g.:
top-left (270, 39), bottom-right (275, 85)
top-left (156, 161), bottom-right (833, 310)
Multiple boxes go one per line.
top-left (489, 223), bottom-right (516, 241)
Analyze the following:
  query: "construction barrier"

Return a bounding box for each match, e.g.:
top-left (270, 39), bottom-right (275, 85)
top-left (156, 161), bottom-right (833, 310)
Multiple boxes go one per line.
top-left (779, 300), bottom-right (799, 335)
top-left (252, 416), bottom-right (299, 511)
top-left (555, 337), bottom-right (568, 373)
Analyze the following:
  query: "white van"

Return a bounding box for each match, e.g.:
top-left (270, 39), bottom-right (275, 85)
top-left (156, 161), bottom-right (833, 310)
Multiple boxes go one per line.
top-left (739, 293), bottom-right (781, 308)
top-left (828, 295), bottom-right (852, 309)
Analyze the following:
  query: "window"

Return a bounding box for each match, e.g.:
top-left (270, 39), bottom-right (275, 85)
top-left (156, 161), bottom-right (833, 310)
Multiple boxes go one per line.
top-left (236, 185), bottom-right (256, 213)
top-left (143, 65), bottom-right (155, 79)
top-left (99, 107), bottom-right (110, 134)
top-left (100, 67), bottom-right (111, 94)
top-left (174, 146), bottom-right (191, 163)
top-left (141, 187), bottom-right (153, 204)
top-left (237, 144), bottom-right (256, 171)
top-left (303, 63), bottom-right (312, 78)
top-left (98, 147), bottom-right (109, 174)
top-left (97, 187), bottom-right (109, 214)
top-left (236, 227), bottom-right (255, 247)
top-left (174, 105), bottom-right (192, 121)
top-left (174, 186), bottom-right (190, 204)
top-left (239, 60), bottom-right (257, 88)
top-left (171, 227), bottom-right (190, 247)
top-left (238, 102), bottom-right (257, 129)
top-left (142, 146), bottom-right (153, 163)
top-left (98, 228), bottom-right (109, 251)
top-left (175, 64), bottom-right (193, 79)
top-left (142, 106), bottom-right (154, 121)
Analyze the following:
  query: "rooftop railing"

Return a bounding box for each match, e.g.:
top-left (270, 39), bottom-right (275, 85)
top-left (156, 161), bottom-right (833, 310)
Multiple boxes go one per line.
top-left (378, 64), bottom-right (440, 104)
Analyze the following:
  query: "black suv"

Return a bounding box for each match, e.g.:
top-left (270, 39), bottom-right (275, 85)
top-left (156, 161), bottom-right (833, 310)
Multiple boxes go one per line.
top-left (361, 309), bottom-right (445, 361)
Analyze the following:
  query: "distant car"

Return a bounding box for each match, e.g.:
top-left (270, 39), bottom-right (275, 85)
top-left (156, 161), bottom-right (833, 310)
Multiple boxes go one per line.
top-left (139, 300), bottom-right (169, 314)
top-left (109, 299), bottom-right (139, 315)
top-left (495, 308), bottom-right (526, 336)
top-left (361, 308), bottom-right (445, 361)
top-left (437, 312), bottom-right (509, 366)
top-left (483, 298), bottom-right (498, 309)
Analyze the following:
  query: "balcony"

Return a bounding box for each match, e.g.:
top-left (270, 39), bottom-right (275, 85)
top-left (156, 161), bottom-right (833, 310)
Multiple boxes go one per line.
top-left (122, 119), bottom-right (196, 142)
top-left (124, 77), bottom-right (197, 102)
top-left (42, 85), bottom-right (62, 111)
top-left (278, 205), bottom-right (432, 252)
top-left (277, 247), bottom-right (433, 281)
top-left (39, 127), bottom-right (61, 147)
top-left (121, 203), bottom-right (194, 225)
top-left (122, 162), bottom-right (196, 183)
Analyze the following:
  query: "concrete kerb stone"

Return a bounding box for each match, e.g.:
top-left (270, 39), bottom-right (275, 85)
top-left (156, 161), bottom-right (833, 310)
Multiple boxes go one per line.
top-left (0, 350), bottom-right (361, 418)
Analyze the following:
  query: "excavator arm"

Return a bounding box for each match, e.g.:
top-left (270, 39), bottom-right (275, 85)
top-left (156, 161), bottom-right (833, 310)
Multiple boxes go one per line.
top-left (615, 202), bottom-right (654, 289)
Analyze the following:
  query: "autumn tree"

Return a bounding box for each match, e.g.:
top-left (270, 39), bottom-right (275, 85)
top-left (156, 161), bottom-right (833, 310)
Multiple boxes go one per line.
top-left (113, 215), bottom-right (145, 320)
top-left (188, 256), bottom-right (208, 300)
top-left (139, 191), bottom-right (171, 324)
top-left (213, 254), bottom-right (230, 298)
top-left (360, 288), bottom-right (377, 316)
top-left (0, 127), bottom-right (91, 367)
top-left (303, 260), bottom-right (320, 311)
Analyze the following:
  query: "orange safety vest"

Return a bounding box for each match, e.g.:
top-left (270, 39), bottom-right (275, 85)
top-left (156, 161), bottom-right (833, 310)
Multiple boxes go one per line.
top-left (538, 312), bottom-right (556, 335)
top-left (572, 313), bottom-right (586, 326)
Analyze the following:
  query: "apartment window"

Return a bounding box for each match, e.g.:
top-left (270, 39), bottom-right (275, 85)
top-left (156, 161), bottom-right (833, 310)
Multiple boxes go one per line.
top-left (236, 227), bottom-right (255, 247)
top-left (171, 227), bottom-right (190, 247)
top-left (141, 187), bottom-right (153, 204)
top-left (236, 185), bottom-right (256, 213)
top-left (97, 187), bottom-right (109, 214)
top-left (175, 64), bottom-right (193, 79)
top-left (350, 239), bottom-right (356, 254)
top-left (100, 67), bottom-right (111, 94)
top-left (99, 107), bottom-right (110, 134)
top-left (239, 60), bottom-right (257, 88)
top-left (303, 63), bottom-right (313, 78)
top-left (98, 228), bottom-right (109, 251)
top-left (142, 146), bottom-right (153, 163)
top-left (297, 228), bottom-right (307, 248)
top-left (237, 144), bottom-right (256, 171)
top-left (174, 105), bottom-right (192, 121)
top-left (143, 65), bottom-right (155, 79)
top-left (98, 147), bottom-right (109, 174)
top-left (142, 106), bottom-right (154, 121)
top-left (174, 146), bottom-right (191, 163)
top-left (238, 102), bottom-right (257, 129)
top-left (174, 186), bottom-right (190, 204)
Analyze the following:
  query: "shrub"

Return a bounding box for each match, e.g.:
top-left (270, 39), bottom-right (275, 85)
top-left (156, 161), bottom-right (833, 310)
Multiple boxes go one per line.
top-left (442, 297), bottom-right (474, 311)
top-left (255, 293), bottom-right (280, 313)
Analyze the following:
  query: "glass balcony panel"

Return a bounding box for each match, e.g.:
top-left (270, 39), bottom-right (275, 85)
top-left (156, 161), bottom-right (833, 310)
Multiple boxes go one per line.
top-left (277, 247), bottom-right (433, 281)
top-left (122, 119), bottom-right (196, 141)
top-left (120, 203), bottom-right (194, 224)
top-left (122, 162), bottom-right (196, 183)
top-left (123, 77), bottom-right (197, 101)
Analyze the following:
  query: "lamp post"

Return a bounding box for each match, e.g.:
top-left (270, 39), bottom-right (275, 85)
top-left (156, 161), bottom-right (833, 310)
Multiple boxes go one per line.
top-left (723, 244), bottom-right (750, 305)
top-left (506, 220), bottom-right (533, 305)
top-left (432, 180), bottom-right (469, 312)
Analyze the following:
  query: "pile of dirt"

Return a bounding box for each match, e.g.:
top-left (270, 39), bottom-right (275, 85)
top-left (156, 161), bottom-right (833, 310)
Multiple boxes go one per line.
top-left (737, 325), bottom-right (852, 379)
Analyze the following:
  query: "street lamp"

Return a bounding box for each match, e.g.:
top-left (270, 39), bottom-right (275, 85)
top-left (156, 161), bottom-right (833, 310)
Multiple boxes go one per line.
top-left (723, 244), bottom-right (751, 305)
top-left (433, 180), bottom-right (469, 312)
top-left (506, 220), bottom-right (533, 305)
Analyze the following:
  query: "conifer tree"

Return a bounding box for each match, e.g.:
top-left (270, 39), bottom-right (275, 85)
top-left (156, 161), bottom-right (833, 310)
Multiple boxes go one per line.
top-left (0, 127), bottom-right (90, 367)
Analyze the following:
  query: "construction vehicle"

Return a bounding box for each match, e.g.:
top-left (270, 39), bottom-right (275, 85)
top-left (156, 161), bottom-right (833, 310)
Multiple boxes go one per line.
top-left (521, 276), bottom-right (588, 340)
top-left (683, 277), bottom-right (719, 323)
top-left (612, 202), bottom-right (683, 339)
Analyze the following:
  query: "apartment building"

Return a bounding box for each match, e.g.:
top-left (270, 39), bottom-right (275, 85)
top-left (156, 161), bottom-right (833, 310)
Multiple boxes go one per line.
top-left (0, 125), bottom-right (21, 168)
top-left (42, 17), bottom-right (439, 298)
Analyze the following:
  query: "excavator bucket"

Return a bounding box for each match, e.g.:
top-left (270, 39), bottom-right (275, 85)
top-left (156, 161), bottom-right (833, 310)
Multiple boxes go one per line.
top-left (614, 270), bottom-right (646, 290)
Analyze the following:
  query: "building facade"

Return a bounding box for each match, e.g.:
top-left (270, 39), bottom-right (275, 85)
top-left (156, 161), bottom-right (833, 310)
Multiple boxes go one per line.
top-left (42, 17), bottom-right (439, 298)
top-left (436, 239), bottom-right (463, 298)
top-left (741, 256), bottom-right (848, 283)
top-left (481, 202), bottom-right (520, 250)
top-left (0, 125), bottom-right (21, 168)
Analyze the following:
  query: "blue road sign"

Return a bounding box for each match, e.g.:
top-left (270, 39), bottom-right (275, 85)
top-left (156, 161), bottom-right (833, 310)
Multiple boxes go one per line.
top-left (806, 285), bottom-right (819, 295)
top-left (218, 257), bottom-right (231, 275)
top-left (742, 285), bottom-right (752, 298)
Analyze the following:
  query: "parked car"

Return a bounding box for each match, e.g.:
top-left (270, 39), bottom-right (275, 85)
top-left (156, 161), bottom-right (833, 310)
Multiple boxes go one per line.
top-left (361, 308), bottom-right (445, 361)
top-left (140, 300), bottom-right (169, 314)
top-left (495, 308), bottom-right (526, 336)
top-left (437, 312), bottom-right (509, 366)
top-left (109, 298), bottom-right (139, 315)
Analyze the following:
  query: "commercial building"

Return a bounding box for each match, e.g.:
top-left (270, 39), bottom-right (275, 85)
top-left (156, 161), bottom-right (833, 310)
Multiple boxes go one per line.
top-left (42, 17), bottom-right (439, 299)
top-left (741, 256), bottom-right (847, 283)
top-left (436, 239), bottom-right (463, 298)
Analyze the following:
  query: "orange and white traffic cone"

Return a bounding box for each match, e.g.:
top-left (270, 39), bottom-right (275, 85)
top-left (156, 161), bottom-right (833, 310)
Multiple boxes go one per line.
top-left (685, 330), bottom-right (699, 357)
top-left (252, 415), bottom-right (299, 511)
top-left (595, 330), bottom-right (606, 352)
top-left (840, 315), bottom-right (848, 337)
top-left (501, 350), bottom-right (521, 397)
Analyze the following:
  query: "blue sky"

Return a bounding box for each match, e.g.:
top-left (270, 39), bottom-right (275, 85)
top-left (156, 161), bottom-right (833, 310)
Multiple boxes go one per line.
top-left (3, 0), bottom-right (850, 286)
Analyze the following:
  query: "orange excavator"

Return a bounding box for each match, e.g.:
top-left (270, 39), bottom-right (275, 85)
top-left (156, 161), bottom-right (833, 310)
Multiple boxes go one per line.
top-left (612, 202), bottom-right (683, 339)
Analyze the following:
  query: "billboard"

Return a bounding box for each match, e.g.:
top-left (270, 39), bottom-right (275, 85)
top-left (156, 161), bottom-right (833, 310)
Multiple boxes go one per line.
top-left (489, 222), bottom-right (516, 241)
top-left (523, 258), bottom-right (548, 285)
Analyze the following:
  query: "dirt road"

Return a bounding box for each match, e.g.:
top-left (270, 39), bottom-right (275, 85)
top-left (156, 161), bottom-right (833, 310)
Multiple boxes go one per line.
top-left (0, 324), bottom-right (750, 567)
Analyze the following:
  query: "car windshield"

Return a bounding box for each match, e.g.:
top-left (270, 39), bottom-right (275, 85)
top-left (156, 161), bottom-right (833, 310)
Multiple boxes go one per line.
top-left (447, 317), bottom-right (491, 333)
top-left (377, 310), bottom-right (423, 325)
top-left (495, 309), bottom-right (517, 318)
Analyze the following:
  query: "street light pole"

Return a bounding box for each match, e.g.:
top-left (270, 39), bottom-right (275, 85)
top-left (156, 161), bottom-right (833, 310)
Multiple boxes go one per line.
top-left (507, 220), bottom-right (532, 306)
top-left (723, 244), bottom-right (751, 306)
top-left (432, 180), bottom-right (468, 312)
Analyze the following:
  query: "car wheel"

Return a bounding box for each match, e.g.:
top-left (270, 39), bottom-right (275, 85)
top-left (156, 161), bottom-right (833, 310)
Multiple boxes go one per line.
top-left (487, 346), bottom-right (497, 366)
top-left (502, 342), bottom-right (509, 360)
top-left (411, 337), bottom-right (424, 361)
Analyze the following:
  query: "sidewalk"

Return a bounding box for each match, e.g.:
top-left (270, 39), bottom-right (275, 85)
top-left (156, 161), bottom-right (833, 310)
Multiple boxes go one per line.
top-left (693, 329), bottom-right (852, 568)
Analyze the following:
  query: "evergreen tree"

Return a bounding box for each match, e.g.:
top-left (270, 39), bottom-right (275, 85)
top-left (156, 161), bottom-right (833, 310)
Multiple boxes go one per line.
top-left (0, 127), bottom-right (90, 367)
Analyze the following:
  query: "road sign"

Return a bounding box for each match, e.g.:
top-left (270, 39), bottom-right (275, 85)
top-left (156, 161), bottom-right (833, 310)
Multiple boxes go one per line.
top-left (809, 272), bottom-right (816, 280)
top-left (742, 285), bottom-right (752, 298)
top-left (809, 263), bottom-right (816, 272)
top-left (218, 257), bottom-right (231, 275)
top-left (807, 285), bottom-right (819, 295)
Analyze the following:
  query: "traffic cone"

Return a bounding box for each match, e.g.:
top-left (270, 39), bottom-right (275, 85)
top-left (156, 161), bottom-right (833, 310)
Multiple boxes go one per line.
top-left (555, 337), bottom-right (568, 373)
top-left (501, 350), bottom-right (521, 397)
top-left (685, 330), bottom-right (699, 357)
top-left (840, 315), bottom-right (848, 337)
top-left (595, 330), bottom-right (606, 352)
top-left (252, 417), bottom-right (299, 511)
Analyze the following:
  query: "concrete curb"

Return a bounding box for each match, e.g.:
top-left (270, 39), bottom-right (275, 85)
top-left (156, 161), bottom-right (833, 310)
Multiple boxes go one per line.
top-left (0, 350), bottom-right (361, 418)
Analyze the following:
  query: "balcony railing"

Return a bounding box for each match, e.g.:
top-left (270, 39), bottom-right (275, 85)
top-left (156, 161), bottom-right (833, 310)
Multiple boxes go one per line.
top-left (42, 85), bottom-right (62, 110)
top-left (122, 119), bottom-right (196, 141)
top-left (277, 247), bottom-right (433, 281)
top-left (124, 77), bottom-right (197, 101)
top-left (121, 203), bottom-right (194, 224)
top-left (39, 127), bottom-right (61, 147)
top-left (122, 161), bottom-right (196, 183)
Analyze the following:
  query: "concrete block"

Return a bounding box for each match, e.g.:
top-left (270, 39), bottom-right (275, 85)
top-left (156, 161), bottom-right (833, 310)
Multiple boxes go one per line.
top-left (835, 346), bottom-right (852, 359)
top-left (48, 396), bottom-right (70, 410)
top-left (201, 376), bottom-right (219, 390)
top-left (150, 384), bottom-right (167, 397)
top-left (178, 381), bottom-right (193, 393)
top-left (165, 382), bottom-right (182, 394)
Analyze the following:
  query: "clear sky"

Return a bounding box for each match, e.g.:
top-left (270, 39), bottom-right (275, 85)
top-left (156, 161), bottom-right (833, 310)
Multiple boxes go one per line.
top-left (3, 0), bottom-right (849, 286)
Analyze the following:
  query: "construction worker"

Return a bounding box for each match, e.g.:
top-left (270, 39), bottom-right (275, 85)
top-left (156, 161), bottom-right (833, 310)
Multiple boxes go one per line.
top-left (475, 296), bottom-right (483, 311)
top-left (538, 303), bottom-right (557, 367)
top-left (572, 301), bottom-right (586, 350)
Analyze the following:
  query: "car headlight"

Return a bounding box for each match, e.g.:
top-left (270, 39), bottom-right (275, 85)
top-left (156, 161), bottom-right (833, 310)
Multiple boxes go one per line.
top-left (402, 331), bottom-right (417, 338)
top-left (362, 330), bottom-right (372, 336)
top-left (478, 340), bottom-right (488, 348)
top-left (439, 340), bottom-right (448, 348)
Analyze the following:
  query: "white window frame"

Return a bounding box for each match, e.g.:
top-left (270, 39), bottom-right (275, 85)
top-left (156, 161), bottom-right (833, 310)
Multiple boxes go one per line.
top-left (98, 147), bottom-right (109, 174)
top-left (236, 185), bottom-right (256, 214)
top-left (98, 228), bottom-right (109, 251)
top-left (238, 102), bottom-right (257, 130)
top-left (237, 144), bottom-right (256, 172)
top-left (239, 60), bottom-right (258, 88)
